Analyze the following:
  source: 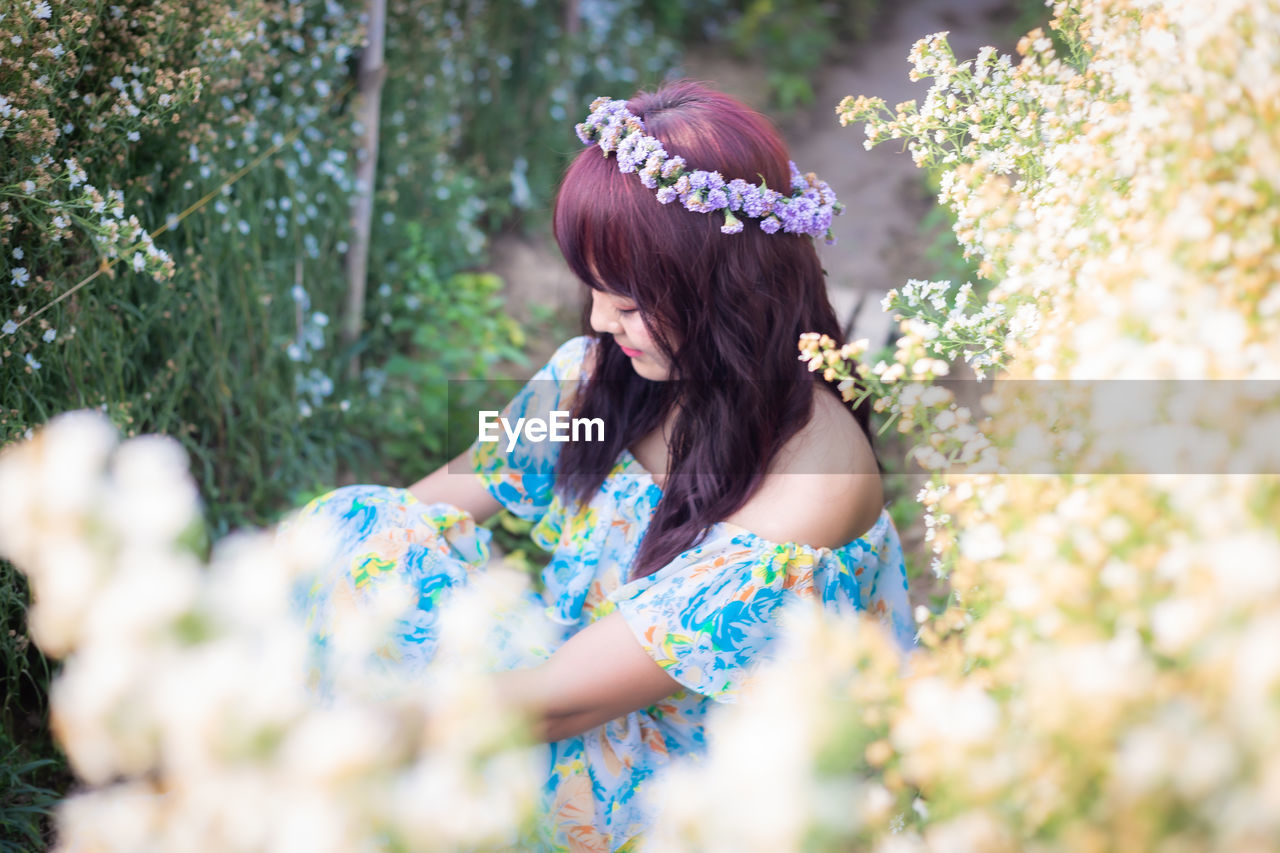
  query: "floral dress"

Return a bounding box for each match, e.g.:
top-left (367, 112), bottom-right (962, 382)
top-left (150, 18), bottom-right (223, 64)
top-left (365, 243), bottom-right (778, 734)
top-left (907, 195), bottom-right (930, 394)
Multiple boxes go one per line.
top-left (291, 335), bottom-right (916, 852)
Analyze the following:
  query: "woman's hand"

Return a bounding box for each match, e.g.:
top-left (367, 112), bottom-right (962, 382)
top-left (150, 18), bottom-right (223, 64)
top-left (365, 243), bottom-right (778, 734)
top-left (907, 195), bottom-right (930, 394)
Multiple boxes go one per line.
top-left (494, 612), bottom-right (683, 743)
top-left (405, 447), bottom-right (503, 525)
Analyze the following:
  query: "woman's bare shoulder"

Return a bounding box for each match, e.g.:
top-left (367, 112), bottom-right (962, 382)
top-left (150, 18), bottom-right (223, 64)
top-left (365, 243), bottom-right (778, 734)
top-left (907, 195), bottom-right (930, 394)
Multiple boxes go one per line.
top-left (722, 386), bottom-right (884, 549)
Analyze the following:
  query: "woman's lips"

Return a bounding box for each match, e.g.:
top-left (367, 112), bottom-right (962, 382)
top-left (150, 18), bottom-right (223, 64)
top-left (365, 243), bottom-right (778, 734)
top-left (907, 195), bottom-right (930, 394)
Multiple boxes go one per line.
top-left (618, 344), bottom-right (643, 358)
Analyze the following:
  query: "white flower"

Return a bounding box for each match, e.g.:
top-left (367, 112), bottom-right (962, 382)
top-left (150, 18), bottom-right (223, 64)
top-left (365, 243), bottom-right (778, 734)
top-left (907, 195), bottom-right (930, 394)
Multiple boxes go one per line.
top-left (33, 1), bottom-right (52, 18)
top-left (959, 522), bottom-right (1004, 561)
top-left (24, 353), bottom-right (41, 370)
top-left (104, 435), bottom-right (200, 548)
top-left (64, 158), bottom-right (86, 187)
top-left (2, 320), bottom-right (17, 335)
top-left (11, 267), bottom-right (29, 286)
top-left (13, 247), bottom-right (24, 260)
top-left (43, 328), bottom-right (56, 342)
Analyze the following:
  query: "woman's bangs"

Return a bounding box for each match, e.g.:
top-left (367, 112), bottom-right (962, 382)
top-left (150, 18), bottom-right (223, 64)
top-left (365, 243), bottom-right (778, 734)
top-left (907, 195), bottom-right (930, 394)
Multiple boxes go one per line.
top-left (554, 153), bottom-right (665, 302)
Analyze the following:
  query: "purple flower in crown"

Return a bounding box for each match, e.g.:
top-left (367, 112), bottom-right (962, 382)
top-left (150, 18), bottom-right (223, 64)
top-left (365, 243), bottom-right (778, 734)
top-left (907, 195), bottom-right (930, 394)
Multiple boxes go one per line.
top-left (740, 185), bottom-right (776, 219)
top-left (789, 160), bottom-right (808, 191)
top-left (640, 152), bottom-right (665, 189)
top-left (780, 196), bottom-right (820, 235)
top-left (599, 122), bottom-right (624, 155)
top-left (683, 186), bottom-right (716, 213)
top-left (575, 97), bottom-right (840, 239)
top-left (616, 134), bottom-right (642, 173)
top-left (639, 137), bottom-right (665, 166)
top-left (689, 172), bottom-right (727, 211)
top-left (725, 178), bottom-right (752, 211)
top-left (619, 132), bottom-right (662, 174)
top-left (812, 179), bottom-right (837, 207)
top-left (811, 207), bottom-right (833, 236)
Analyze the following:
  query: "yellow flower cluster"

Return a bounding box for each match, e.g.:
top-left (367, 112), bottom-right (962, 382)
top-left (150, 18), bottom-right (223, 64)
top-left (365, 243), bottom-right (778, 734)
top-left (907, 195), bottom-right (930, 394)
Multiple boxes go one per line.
top-left (653, 0), bottom-right (1280, 849)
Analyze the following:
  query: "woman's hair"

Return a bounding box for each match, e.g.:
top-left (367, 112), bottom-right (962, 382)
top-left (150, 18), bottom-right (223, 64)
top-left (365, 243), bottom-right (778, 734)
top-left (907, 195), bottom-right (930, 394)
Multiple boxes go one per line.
top-left (553, 79), bottom-right (876, 580)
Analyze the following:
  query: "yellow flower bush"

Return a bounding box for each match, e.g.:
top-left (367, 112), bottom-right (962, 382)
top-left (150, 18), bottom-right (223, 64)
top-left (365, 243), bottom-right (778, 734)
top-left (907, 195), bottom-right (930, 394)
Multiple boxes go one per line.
top-left (653, 0), bottom-right (1280, 849)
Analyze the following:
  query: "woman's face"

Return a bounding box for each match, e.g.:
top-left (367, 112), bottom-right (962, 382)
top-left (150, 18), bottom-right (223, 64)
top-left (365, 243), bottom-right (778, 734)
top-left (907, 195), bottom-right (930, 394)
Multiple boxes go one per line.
top-left (588, 288), bottom-right (672, 381)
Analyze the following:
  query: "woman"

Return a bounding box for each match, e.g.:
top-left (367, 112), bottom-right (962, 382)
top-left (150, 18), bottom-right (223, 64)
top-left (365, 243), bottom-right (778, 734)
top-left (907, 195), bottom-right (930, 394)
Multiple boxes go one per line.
top-left (294, 80), bottom-right (914, 851)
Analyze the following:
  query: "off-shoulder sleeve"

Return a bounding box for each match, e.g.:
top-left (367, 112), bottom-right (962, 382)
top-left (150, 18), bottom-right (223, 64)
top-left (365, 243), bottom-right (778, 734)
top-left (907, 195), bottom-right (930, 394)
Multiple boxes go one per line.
top-left (606, 529), bottom-right (848, 703)
top-left (471, 335), bottom-right (596, 523)
top-left (857, 512), bottom-right (917, 654)
top-left (608, 512), bottom-right (918, 703)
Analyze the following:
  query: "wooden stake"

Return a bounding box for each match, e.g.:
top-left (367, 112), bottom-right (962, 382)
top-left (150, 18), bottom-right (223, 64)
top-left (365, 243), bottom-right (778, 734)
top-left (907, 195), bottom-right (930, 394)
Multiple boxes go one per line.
top-left (343, 0), bottom-right (388, 379)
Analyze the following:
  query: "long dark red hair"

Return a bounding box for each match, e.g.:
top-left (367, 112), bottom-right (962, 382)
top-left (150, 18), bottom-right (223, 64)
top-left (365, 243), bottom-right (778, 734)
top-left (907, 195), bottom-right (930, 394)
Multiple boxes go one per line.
top-left (553, 80), bottom-right (876, 580)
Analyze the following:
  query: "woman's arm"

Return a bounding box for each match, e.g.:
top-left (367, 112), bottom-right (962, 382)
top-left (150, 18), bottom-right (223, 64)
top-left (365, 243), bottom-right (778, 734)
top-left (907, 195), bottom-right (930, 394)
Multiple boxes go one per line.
top-left (405, 447), bottom-right (503, 525)
top-left (494, 611), bottom-right (684, 742)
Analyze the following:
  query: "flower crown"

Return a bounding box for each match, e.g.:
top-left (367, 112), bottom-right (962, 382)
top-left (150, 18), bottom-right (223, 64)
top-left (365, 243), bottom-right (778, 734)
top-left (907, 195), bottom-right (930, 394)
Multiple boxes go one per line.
top-left (574, 97), bottom-right (844, 242)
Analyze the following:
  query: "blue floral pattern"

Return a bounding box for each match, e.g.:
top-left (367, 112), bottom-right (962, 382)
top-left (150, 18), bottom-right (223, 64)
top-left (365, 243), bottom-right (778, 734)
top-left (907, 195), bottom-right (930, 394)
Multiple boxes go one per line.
top-left (294, 335), bottom-right (915, 852)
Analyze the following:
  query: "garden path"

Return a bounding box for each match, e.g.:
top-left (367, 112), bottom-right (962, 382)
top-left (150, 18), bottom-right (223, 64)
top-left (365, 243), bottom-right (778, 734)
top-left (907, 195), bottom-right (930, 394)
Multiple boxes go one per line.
top-left (793, 0), bottom-right (1017, 345)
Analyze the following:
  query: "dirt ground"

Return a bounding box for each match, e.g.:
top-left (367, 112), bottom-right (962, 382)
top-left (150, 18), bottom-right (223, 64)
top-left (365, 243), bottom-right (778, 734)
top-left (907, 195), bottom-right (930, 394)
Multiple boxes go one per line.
top-left (485, 0), bottom-right (1024, 598)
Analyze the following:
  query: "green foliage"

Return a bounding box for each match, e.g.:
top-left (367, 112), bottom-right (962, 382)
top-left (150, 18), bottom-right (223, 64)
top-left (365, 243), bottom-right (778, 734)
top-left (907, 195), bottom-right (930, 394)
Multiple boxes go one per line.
top-left (1, 562), bottom-right (42, 729)
top-left (483, 510), bottom-right (549, 590)
top-left (0, 561), bottom-right (61, 852)
top-left (375, 0), bottom-right (680, 237)
top-left (354, 221), bottom-right (527, 485)
top-left (917, 171), bottom-right (985, 292)
top-left (725, 0), bottom-right (883, 110)
top-left (0, 733), bottom-right (61, 853)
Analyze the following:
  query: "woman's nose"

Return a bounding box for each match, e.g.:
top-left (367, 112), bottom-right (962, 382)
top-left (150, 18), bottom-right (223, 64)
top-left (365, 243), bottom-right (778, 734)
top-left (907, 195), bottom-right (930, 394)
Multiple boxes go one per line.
top-left (588, 293), bottom-right (620, 334)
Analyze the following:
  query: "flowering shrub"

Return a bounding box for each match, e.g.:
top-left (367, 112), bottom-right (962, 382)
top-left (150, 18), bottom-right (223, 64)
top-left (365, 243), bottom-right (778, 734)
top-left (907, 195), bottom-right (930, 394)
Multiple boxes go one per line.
top-left (646, 0), bottom-right (1280, 849)
top-left (0, 411), bottom-right (548, 851)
